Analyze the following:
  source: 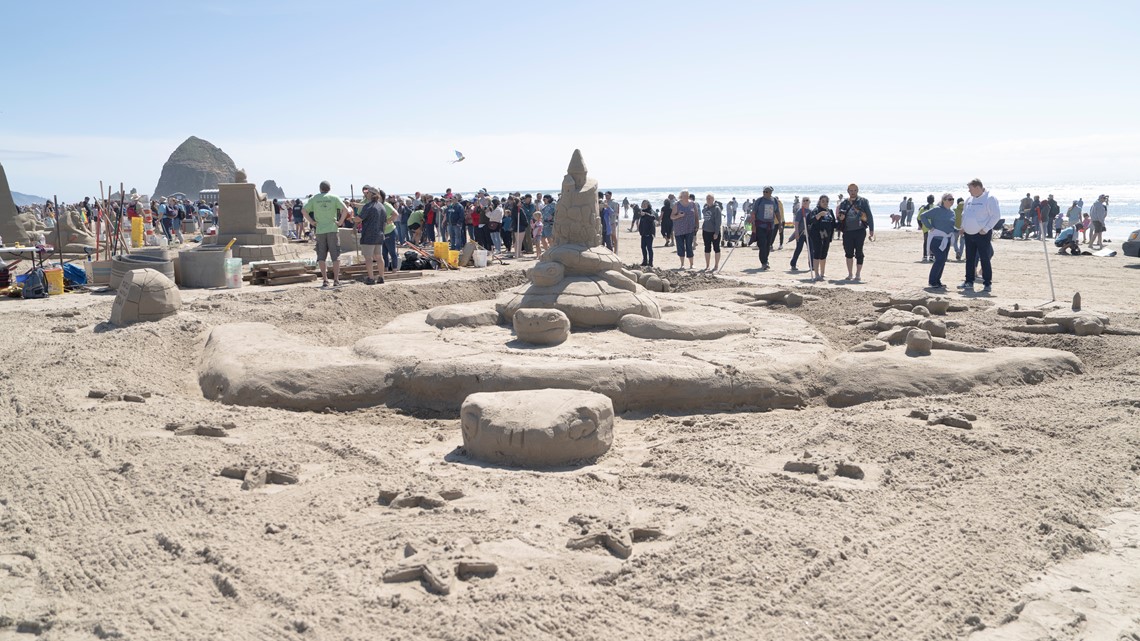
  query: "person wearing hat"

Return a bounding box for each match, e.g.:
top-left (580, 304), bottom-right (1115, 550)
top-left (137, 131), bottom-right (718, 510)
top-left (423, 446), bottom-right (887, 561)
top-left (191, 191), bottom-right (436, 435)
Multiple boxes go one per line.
top-left (750, 187), bottom-right (779, 270)
top-left (303, 181), bottom-right (349, 288)
top-left (353, 186), bottom-right (386, 285)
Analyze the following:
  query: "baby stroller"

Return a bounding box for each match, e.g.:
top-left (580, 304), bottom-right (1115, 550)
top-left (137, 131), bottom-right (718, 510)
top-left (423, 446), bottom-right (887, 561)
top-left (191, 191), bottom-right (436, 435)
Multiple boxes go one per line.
top-left (722, 222), bottom-right (747, 247)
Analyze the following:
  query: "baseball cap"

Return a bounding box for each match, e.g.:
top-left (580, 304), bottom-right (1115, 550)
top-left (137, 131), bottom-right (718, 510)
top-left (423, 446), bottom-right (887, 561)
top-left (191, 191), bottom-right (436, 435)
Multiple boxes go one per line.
top-left (763, 186), bottom-right (773, 193)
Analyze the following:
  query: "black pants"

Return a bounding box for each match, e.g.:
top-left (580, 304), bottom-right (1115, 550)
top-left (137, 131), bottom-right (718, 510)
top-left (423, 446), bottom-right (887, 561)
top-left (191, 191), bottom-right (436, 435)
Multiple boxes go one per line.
top-left (790, 233), bottom-right (808, 268)
top-left (702, 230), bottom-right (721, 254)
top-left (842, 228), bottom-right (867, 264)
top-left (640, 234), bottom-right (654, 265)
top-left (757, 227), bottom-right (776, 266)
top-left (964, 231), bottom-right (993, 286)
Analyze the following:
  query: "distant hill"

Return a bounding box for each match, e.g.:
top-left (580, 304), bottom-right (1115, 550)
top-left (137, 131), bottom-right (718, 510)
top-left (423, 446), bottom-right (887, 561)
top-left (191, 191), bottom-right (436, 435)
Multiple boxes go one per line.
top-left (12, 191), bottom-right (49, 207)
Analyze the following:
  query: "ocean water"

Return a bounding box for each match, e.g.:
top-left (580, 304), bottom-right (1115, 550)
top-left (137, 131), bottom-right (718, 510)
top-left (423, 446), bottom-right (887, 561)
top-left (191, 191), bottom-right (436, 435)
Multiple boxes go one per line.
top-left (585, 183), bottom-right (1140, 232)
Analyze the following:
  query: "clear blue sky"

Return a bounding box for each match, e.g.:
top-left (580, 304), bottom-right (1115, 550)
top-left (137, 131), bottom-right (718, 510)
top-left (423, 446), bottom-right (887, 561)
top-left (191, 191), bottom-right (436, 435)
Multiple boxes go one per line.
top-left (3, 0), bottom-right (1138, 200)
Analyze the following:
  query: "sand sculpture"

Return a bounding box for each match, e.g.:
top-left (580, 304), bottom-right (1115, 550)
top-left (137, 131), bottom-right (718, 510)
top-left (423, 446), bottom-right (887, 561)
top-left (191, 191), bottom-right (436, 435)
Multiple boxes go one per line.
top-left (0, 162), bottom-right (96, 251)
top-left (460, 389), bottom-right (614, 467)
top-left (203, 170), bottom-right (300, 263)
top-left (198, 152), bottom-right (1086, 417)
top-left (512, 308), bottom-right (571, 345)
top-left (495, 150), bottom-right (661, 328)
top-left (110, 268), bottom-right (181, 326)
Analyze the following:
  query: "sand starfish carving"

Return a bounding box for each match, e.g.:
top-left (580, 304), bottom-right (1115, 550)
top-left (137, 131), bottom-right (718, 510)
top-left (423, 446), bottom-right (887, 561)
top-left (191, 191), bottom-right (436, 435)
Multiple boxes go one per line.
top-left (381, 542), bottom-right (497, 595)
top-left (565, 515), bottom-right (665, 559)
top-left (220, 465), bottom-right (299, 491)
top-left (377, 487), bottom-right (464, 509)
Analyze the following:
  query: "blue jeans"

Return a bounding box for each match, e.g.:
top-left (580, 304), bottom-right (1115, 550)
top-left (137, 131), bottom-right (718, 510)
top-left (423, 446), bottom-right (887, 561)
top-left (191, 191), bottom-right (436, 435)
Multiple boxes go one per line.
top-left (382, 233), bottom-right (398, 271)
top-left (952, 229), bottom-right (963, 257)
top-left (927, 236), bottom-right (950, 286)
top-left (160, 217), bottom-right (174, 241)
top-left (449, 224), bottom-right (465, 250)
top-left (395, 221), bottom-right (409, 244)
top-left (675, 232), bottom-right (695, 259)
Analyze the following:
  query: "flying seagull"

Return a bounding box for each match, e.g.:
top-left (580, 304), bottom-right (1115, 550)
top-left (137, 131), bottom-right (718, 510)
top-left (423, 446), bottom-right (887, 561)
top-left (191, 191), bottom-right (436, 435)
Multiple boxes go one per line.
top-left (450, 150), bottom-right (465, 164)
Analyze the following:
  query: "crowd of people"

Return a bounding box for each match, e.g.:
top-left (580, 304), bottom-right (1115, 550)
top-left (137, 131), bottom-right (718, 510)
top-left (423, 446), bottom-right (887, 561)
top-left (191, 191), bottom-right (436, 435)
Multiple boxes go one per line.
top-left (10, 180), bottom-right (1118, 297)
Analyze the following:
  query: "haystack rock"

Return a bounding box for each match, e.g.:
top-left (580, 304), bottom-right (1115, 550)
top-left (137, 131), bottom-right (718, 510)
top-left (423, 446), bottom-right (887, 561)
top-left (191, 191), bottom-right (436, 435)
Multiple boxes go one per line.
top-left (152, 136), bottom-right (238, 199)
top-left (260, 180), bottom-right (286, 199)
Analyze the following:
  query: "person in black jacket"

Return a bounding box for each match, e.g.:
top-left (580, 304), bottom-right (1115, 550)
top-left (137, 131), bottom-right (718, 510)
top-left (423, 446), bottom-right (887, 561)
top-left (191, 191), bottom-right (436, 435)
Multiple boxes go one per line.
top-left (836, 184), bottom-right (874, 281)
top-left (660, 196), bottom-right (674, 247)
top-left (637, 200), bottom-right (658, 266)
top-left (808, 195), bottom-right (837, 282)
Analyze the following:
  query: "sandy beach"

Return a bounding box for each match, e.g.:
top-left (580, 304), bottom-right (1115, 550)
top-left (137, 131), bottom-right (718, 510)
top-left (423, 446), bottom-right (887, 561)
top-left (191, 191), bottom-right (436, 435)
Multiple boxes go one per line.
top-left (2, 227), bottom-right (1139, 640)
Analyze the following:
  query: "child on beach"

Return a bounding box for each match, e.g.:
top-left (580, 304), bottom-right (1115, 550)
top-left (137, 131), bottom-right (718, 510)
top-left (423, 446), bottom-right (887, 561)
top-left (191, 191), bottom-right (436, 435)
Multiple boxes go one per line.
top-left (1080, 213), bottom-right (1091, 243)
top-left (531, 211), bottom-right (544, 260)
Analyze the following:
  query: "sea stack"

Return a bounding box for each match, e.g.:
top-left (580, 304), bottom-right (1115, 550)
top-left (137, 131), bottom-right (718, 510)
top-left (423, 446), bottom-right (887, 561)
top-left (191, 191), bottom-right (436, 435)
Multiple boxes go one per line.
top-left (152, 136), bottom-right (239, 199)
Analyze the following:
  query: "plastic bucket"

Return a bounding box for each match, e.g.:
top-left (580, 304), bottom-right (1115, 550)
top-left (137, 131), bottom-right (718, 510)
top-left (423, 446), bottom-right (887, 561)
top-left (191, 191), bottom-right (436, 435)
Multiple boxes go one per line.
top-left (224, 258), bottom-right (242, 289)
top-left (434, 242), bottom-right (449, 259)
top-left (131, 220), bottom-right (144, 248)
top-left (473, 249), bottom-right (488, 267)
top-left (43, 267), bottom-right (64, 295)
top-left (447, 250), bottom-right (460, 267)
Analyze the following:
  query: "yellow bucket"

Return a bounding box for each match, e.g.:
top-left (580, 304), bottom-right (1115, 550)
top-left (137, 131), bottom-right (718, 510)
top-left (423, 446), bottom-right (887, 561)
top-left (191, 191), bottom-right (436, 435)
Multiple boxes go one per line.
top-left (131, 220), bottom-right (145, 248)
top-left (433, 242), bottom-right (447, 260)
top-left (447, 250), bottom-right (460, 267)
top-left (43, 267), bottom-right (65, 295)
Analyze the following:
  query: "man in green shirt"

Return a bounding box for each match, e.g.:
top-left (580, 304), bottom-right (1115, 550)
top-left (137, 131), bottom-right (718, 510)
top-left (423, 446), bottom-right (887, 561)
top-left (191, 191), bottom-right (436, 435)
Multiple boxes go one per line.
top-left (303, 181), bottom-right (348, 287)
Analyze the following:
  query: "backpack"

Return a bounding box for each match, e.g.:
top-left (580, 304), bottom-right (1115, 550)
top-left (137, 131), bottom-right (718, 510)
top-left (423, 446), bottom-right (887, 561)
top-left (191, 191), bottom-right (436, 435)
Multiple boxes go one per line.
top-left (22, 268), bottom-right (47, 299)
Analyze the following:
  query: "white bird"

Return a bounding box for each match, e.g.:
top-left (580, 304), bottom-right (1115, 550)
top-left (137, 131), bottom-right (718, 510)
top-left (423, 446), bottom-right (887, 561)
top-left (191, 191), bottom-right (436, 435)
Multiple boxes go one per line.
top-left (450, 150), bottom-right (466, 164)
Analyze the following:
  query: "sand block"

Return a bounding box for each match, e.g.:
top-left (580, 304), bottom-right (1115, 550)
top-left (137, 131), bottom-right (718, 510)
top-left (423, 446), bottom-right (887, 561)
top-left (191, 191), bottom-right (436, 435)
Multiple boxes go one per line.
top-left (618, 313), bottom-right (750, 341)
top-left (998, 307), bottom-right (1045, 319)
top-left (598, 270), bottom-right (638, 293)
top-left (460, 389), bottom-right (614, 468)
top-left (917, 318), bottom-right (947, 338)
top-left (110, 269), bottom-right (181, 326)
top-left (513, 308), bottom-right (571, 345)
top-left (822, 347), bottom-right (1082, 407)
top-left (877, 326), bottom-right (914, 345)
top-left (926, 299), bottom-right (951, 315)
top-left (874, 308), bottom-right (925, 331)
top-left (890, 292), bottom-right (931, 307)
top-left (1043, 309), bottom-right (1110, 330)
top-left (1010, 324), bottom-right (1066, 334)
top-left (199, 322), bottom-right (396, 411)
top-left (426, 304), bottom-right (500, 329)
top-left (1072, 317), bottom-right (1105, 336)
top-left (930, 337), bottom-right (987, 353)
top-left (906, 329), bottom-right (933, 356)
top-left (851, 339), bottom-right (889, 353)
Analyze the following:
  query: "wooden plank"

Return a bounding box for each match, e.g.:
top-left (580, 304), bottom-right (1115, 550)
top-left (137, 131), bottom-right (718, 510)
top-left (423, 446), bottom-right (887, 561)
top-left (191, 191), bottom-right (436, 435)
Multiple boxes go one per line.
top-left (263, 274), bottom-right (319, 286)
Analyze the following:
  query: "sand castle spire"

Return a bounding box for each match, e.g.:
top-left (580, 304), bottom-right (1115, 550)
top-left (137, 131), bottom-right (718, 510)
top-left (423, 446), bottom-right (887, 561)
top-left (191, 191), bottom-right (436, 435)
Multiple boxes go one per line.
top-left (568, 149), bottom-right (588, 190)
